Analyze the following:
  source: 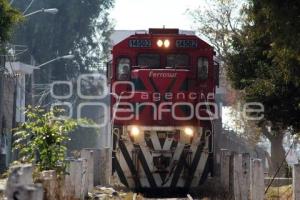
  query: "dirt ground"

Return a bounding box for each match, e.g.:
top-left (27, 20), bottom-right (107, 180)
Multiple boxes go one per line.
top-left (0, 179), bottom-right (6, 200)
top-left (0, 177), bottom-right (294, 200)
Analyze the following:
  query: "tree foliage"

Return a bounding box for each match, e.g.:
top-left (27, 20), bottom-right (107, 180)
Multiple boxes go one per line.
top-left (12, 0), bottom-right (114, 80)
top-left (189, 0), bottom-right (300, 175)
top-left (227, 0), bottom-right (300, 132)
top-left (188, 0), bottom-right (263, 143)
top-left (14, 106), bottom-right (79, 173)
top-left (0, 0), bottom-right (22, 43)
top-left (227, 0), bottom-right (300, 175)
top-left (188, 0), bottom-right (245, 63)
top-left (188, 0), bottom-right (248, 111)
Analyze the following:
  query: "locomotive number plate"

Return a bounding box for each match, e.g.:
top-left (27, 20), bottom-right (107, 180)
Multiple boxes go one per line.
top-left (129, 39), bottom-right (152, 48)
top-left (176, 40), bottom-right (198, 48)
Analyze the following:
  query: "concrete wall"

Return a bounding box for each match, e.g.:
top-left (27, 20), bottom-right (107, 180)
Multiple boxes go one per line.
top-left (67, 95), bottom-right (112, 154)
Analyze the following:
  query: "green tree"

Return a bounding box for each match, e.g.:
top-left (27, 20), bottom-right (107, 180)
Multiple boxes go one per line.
top-left (227, 0), bottom-right (300, 175)
top-left (189, 0), bottom-right (300, 176)
top-left (188, 0), bottom-right (262, 145)
top-left (12, 0), bottom-right (114, 81)
top-left (9, 1), bottom-right (113, 153)
top-left (0, 0), bottom-right (22, 43)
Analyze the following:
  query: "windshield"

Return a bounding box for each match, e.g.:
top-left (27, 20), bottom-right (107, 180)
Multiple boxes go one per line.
top-left (117, 58), bottom-right (130, 80)
top-left (167, 54), bottom-right (189, 67)
top-left (137, 53), bottom-right (160, 68)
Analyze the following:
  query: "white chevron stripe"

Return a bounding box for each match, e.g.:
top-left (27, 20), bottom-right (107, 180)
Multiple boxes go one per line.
top-left (191, 127), bottom-right (203, 160)
top-left (140, 145), bottom-right (163, 186)
top-left (163, 137), bottom-right (173, 150)
top-left (118, 148), bottom-right (135, 187)
top-left (117, 126), bottom-right (211, 189)
top-left (150, 131), bottom-right (162, 150)
top-left (191, 134), bottom-right (210, 187)
top-left (176, 170), bottom-right (185, 187)
top-left (169, 142), bottom-right (185, 166)
top-left (191, 151), bottom-right (209, 187)
top-left (163, 142), bottom-right (185, 187)
top-left (138, 160), bottom-right (151, 187)
top-left (119, 137), bottom-right (137, 188)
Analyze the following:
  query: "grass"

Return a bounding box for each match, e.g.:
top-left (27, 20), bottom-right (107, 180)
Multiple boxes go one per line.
top-left (265, 185), bottom-right (292, 200)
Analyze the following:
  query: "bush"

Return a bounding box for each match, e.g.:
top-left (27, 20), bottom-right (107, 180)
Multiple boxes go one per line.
top-left (13, 106), bottom-right (79, 174)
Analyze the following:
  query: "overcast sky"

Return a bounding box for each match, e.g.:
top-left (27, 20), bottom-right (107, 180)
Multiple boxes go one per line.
top-left (111, 0), bottom-right (204, 30)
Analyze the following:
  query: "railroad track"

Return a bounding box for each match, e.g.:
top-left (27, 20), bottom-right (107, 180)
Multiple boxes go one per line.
top-left (133, 193), bottom-right (194, 200)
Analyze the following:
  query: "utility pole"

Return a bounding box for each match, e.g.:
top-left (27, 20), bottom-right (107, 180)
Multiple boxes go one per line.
top-left (0, 54), bottom-right (5, 127)
top-left (0, 52), bottom-right (5, 173)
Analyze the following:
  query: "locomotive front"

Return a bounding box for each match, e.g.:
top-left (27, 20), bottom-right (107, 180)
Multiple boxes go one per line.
top-left (108, 28), bottom-right (218, 191)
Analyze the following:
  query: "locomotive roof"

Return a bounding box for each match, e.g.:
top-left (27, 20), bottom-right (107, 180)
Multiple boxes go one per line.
top-left (112, 28), bottom-right (213, 50)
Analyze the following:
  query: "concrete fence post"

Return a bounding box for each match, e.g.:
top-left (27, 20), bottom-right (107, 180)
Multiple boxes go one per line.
top-left (86, 148), bottom-right (111, 186)
top-left (65, 158), bottom-right (87, 200)
top-left (13, 184), bottom-right (44, 200)
top-left (81, 149), bottom-right (94, 194)
top-left (85, 148), bottom-right (101, 186)
top-left (75, 158), bottom-right (87, 200)
top-left (6, 164), bottom-right (34, 199)
top-left (241, 153), bottom-right (250, 200)
top-left (80, 158), bottom-right (87, 200)
top-left (232, 153), bottom-right (243, 200)
top-left (293, 164), bottom-right (300, 200)
top-left (99, 147), bottom-right (111, 185)
top-left (220, 149), bottom-right (231, 192)
top-left (64, 158), bottom-right (75, 198)
top-left (231, 153), bottom-right (251, 200)
top-left (250, 159), bottom-right (264, 200)
top-left (5, 164), bottom-right (44, 200)
top-left (40, 170), bottom-right (57, 200)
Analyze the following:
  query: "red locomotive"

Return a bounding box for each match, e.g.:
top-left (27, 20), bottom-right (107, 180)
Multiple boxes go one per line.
top-left (107, 28), bottom-right (218, 191)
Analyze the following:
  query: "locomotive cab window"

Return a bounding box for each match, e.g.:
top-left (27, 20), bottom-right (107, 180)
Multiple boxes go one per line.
top-left (137, 53), bottom-right (160, 68)
top-left (197, 57), bottom-right (208, 80)
top-left (167, 54), bottom-right (189, 67)
top-left (117, 58), bottom-right (131, 80)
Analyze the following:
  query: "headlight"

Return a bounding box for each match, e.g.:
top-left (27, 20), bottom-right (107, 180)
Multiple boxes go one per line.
top-left (164, 39), bottom-right (170, 48)
top-left (184, 127), bottom-right (194, 137)
top-left (157, 40), bottom-right (163, 47)
top-left (130, 126), bottom-right (140, 137)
